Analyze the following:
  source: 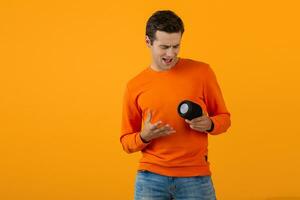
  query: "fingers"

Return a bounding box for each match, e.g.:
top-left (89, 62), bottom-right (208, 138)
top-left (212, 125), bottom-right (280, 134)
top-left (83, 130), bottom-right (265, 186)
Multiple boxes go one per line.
top-left (185, 115), bottom-right (209, 123)
top-left (189, 124), bottom-right (207, 130)
top-left (190, 126), bottom-right (206, 132)
top-left (144, 123), bottom-right (175, 141)
top-left (149, 120), bottom-right (162, 130)
top-left (184, 115), bottom-right (212, 132)
top-left (188, 121), bottom-right (208, 126)
top-left (145, 109), bottom-right (152, 123)
top-left (153, 124), bottom-right (176, 135)
top-left (187, 118), bottom-right (212, 132)
top-left (143, 110), bottom-right (175, 138)
top-left (185, 118), bottom-right (202, 124)
top-left (187, 111), bottom-right (209, 123)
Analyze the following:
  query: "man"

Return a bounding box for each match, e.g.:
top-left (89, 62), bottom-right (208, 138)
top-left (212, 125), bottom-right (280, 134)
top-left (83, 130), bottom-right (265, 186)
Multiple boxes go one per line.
top-left (120, 10), bottom-right (231, 200)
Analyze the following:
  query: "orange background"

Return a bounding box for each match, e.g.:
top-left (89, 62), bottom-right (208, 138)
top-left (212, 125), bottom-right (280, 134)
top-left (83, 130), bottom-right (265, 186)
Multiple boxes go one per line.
top-left (1, 1), bottom-right (300, 200)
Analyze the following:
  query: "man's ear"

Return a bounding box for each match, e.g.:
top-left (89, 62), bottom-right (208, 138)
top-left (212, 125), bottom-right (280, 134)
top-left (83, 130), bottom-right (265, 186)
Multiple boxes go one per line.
top-left (145, 36), bottom-right (151, 48)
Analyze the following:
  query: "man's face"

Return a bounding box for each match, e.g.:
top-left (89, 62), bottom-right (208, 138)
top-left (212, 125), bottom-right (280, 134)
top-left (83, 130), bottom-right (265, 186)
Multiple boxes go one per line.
top-left (146, 30), bottom-right (182, 71)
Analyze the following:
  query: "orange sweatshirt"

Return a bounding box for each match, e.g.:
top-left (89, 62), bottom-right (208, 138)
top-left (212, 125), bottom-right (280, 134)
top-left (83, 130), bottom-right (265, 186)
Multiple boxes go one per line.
top-left (120, 58), bottom-right (231, 177)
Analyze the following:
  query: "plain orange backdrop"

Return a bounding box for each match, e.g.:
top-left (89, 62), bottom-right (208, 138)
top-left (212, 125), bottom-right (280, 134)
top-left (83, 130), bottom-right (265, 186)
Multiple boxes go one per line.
top-left (1, 1), bottom-right (300, 200)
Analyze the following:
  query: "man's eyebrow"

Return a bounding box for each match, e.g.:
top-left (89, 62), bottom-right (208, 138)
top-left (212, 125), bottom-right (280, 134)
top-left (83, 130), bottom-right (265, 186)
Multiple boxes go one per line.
top-left (159, 44), bottom-right (180, 47)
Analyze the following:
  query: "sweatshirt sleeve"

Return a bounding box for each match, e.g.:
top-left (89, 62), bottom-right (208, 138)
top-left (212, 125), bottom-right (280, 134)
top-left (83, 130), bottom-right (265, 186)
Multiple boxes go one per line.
top-left (120, 84), bottom-right (150, 153)
top-left (203, 66), bottom-right (231, 135)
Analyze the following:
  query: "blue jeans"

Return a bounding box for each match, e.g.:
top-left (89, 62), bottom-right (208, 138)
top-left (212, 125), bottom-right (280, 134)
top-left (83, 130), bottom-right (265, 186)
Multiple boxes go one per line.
top-left (134, 170), bottom-right (216, 200)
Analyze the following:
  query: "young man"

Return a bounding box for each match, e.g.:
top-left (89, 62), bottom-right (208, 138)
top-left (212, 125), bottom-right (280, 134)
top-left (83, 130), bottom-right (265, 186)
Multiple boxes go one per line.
top-left (120, 10), bottom-right (231, 200)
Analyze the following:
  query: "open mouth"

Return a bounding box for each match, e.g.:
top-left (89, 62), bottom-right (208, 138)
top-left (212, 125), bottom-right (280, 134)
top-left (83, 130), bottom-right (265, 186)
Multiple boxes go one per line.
top-left (162, 57), bottom-right (173, 65)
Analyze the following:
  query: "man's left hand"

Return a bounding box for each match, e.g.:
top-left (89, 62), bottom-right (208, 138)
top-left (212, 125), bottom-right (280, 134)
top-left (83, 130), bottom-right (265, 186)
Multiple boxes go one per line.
top-left (185, 112), bottom-right (213, 132)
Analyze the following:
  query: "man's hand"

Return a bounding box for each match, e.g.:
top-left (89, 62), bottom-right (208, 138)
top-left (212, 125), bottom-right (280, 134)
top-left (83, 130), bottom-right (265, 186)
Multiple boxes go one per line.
top-left (140, 110), bottom-right (176, 143)
top-left (185, 112), bottom-right (213, 132)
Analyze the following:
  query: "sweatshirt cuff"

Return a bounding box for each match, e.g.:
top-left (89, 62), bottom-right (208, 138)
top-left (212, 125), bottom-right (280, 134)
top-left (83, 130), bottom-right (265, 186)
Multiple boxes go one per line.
top-left (206, 117), bottom-right (219, 135)
top-left (136, 132), bottom-right (151, 149)
top-left (206, 120), bottom-right (214, 132)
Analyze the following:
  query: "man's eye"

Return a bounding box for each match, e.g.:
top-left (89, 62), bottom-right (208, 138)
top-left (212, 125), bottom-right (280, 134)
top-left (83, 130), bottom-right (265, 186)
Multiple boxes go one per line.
top-left (161, 46), bottom-right (168, 49)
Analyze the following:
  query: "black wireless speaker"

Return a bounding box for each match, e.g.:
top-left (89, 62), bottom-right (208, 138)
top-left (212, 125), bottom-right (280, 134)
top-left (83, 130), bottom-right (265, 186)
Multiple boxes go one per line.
top-left (177, 100), bottom-right (203, 120)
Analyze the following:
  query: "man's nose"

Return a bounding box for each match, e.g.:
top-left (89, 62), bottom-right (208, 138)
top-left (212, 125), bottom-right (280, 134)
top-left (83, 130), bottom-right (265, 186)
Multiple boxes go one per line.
top-left (166, 48), bottom-right (176, 57)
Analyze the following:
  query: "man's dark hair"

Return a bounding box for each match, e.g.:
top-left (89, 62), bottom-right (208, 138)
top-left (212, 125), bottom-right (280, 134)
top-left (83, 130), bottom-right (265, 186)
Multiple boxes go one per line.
top-left (146, 10), bottom-right (184, 45)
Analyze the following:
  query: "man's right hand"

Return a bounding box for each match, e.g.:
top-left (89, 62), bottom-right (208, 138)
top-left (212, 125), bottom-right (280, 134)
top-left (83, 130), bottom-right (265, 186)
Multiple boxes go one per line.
top-left (140, 109), bottom-right (176, 143)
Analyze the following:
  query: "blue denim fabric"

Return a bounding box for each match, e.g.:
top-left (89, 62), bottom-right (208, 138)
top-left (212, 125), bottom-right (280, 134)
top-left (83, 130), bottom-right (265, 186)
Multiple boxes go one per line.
top-left (134, 170), bottom-right (216, 200)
